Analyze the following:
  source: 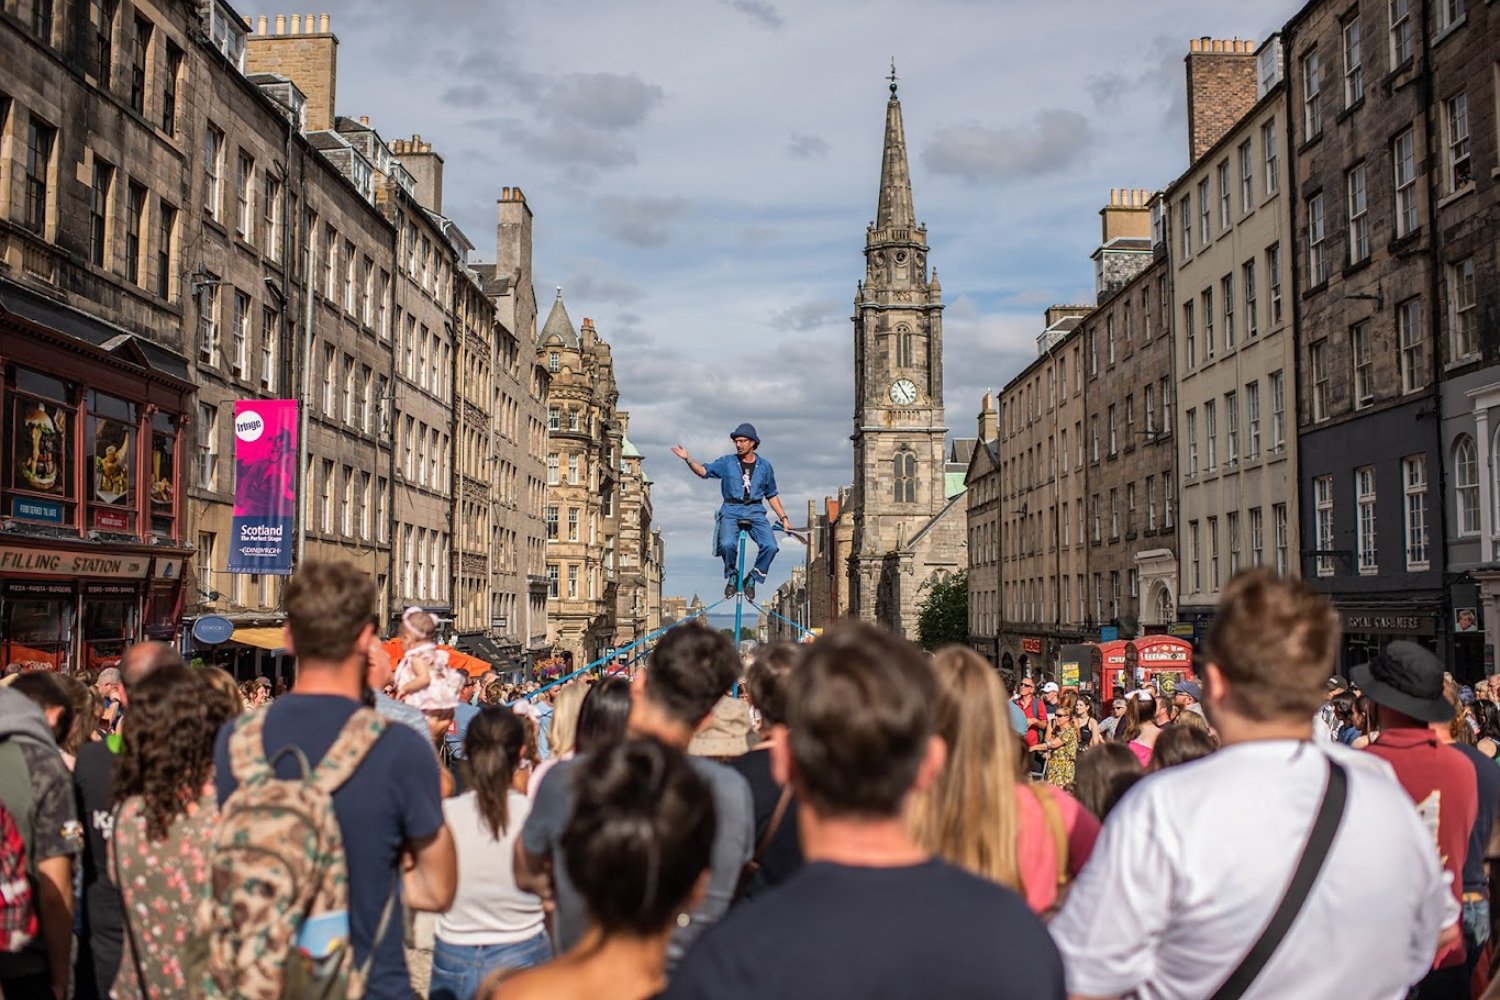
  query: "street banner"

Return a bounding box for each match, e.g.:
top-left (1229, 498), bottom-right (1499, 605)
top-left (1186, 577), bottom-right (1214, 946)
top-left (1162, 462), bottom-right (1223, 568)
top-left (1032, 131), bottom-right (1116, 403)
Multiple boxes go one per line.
top-left (229, 400), bottom-right (297, 574)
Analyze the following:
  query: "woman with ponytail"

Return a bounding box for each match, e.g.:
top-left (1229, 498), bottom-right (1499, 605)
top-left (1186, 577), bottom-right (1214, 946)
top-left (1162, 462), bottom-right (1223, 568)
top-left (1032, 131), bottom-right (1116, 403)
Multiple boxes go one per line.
top-left (489, 739), bottom-right (715, 1000)
top-left (431, 706), bottom-right (550, 1000)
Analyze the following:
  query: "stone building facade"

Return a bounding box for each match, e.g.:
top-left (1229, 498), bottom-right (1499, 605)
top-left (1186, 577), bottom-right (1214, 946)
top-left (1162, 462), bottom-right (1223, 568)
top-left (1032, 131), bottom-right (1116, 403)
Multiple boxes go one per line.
top-left (614, 415), bottom-right (663, 648)
top-left (540, 296), bottom-right (621, 664)
top-left (846, 79), bottom-right (966, 637)
top-left (1169, 38), bottom-right (1300, 632)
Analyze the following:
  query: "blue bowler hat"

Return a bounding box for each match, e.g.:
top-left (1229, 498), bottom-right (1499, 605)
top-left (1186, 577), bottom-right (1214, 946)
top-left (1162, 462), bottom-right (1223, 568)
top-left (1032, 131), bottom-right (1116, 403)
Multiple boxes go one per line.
top-left (730, 423), bottom-right (760, 445)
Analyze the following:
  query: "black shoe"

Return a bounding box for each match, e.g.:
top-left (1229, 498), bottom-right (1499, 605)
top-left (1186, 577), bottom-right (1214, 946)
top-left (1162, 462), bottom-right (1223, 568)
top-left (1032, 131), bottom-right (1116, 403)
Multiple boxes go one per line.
top-left (725, 579), bottom-right (738, 599)
top-left (743, 575), bottom-right (756, 601)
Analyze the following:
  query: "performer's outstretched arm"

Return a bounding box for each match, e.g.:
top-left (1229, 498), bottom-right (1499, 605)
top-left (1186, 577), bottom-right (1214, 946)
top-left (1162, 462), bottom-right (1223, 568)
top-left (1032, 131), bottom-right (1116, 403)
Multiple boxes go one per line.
top-left (767, 494), bottom-right (793, 532)
top-left (671, 445), bottom-right (708, 478)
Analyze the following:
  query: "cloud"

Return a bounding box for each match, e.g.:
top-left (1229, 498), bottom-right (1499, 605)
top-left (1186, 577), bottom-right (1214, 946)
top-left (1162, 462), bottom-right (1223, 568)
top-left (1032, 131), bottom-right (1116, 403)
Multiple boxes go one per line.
top-left (723, 0), bottom-right (783, 28)
top-left (595, 195), bottom-right (692, 247)
top-left (533, 72), bottom-right (665, 131)
top-left (787, 133), bottom-right (830, 159)
top-left (440, 83), bottom-right (491, 109)
top-left (561, 270), bottom-right (643, 305)
top-left (509, 124), bottom-right (640, 176)
top-left (771, 298), bottom-right (843, 333)
top-left (923, 110), bottom-right (1093, 182)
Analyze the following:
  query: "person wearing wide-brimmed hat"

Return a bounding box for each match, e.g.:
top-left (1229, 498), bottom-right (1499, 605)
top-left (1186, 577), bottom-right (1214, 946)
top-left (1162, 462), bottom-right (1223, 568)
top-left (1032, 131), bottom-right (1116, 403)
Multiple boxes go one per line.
top-left (1359, 641), bottom-right (1475, 996)
top-left (671, 424), bottom-right (793, 601)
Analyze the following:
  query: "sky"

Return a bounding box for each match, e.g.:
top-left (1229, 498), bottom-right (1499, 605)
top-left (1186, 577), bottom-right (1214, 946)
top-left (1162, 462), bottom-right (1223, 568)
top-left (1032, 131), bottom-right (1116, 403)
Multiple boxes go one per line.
top-left (307, 0), bottom-right (1288, 605)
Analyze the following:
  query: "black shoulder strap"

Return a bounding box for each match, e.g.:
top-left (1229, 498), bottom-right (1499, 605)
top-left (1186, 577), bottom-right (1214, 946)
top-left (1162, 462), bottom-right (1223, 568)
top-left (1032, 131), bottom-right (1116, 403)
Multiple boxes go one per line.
top-left (1209, 759), bottom-right (1347, 1000)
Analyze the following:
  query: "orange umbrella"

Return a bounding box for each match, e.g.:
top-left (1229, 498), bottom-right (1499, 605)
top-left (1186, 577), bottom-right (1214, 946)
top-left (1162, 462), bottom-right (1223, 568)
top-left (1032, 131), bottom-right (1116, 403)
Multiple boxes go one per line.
top-left (381, 639), bottom-right (490, 677)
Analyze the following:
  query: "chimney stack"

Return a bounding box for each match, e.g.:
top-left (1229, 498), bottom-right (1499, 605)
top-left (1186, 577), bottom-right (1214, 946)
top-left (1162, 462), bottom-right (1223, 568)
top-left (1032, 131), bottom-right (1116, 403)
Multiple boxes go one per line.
top-left (389, 133), bottom-right (444, 214)
top-left (1100, 187), bottom-right (1153, 244)
top-left (978, 392), bottom-right (999, 442)
top-left (1185, 37), bottom-right (1258, 165)
top-left (246, 12), bottom-right (339, 130)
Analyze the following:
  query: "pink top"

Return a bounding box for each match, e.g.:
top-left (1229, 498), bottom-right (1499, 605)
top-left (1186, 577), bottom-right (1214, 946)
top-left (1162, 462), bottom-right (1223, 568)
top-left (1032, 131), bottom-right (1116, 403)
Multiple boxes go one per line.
top-left (1014, 783), bottom-right (1101, 914)
top-left (1128, 740), bottom-right (1153, 768)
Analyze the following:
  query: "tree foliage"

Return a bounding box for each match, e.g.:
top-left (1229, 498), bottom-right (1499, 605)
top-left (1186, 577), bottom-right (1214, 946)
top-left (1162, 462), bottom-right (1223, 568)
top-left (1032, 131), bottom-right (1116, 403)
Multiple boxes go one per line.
top-left (916, 571), bottom-right (969, 651)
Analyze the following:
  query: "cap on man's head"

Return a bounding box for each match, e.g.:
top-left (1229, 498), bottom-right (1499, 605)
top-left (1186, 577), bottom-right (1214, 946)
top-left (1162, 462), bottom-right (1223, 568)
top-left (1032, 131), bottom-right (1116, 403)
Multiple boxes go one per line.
top-left (1040, 681), bottom-right (1060, 694)
top-left (1327, 675), bottom-right (1350, 692)
top-left (730, 422), bottom-right (760, 446)
top-left (1176, 680), bottom-right (1203, 702)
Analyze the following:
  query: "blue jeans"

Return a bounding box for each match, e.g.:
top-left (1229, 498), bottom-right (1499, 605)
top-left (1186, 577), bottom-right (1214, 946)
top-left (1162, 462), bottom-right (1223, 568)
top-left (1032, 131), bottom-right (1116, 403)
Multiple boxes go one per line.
top-left (429, 932), bottom-right (552, 1000)
top-left (716, 507), bottom-right (777, 581)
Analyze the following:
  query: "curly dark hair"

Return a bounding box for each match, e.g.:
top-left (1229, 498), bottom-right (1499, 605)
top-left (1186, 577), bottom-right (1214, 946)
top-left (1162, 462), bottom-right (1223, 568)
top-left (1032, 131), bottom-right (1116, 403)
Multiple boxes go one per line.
top-left (113, 662), bottom-right (236, 841)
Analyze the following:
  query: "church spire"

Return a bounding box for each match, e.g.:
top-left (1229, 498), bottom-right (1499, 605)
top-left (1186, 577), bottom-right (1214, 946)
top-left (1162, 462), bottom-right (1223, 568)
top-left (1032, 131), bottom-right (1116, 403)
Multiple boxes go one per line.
top-left (875, 61), bottom-right (916, 232)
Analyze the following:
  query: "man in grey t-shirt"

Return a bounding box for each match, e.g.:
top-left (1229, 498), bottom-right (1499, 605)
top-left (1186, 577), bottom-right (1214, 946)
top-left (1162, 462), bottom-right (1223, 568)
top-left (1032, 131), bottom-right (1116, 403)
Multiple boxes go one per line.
top-left (517, 625), bottom-right (753, 965)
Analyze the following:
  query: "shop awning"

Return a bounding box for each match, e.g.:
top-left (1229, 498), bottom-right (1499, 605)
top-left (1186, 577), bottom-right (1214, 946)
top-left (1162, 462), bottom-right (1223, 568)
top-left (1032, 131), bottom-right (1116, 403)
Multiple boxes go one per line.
top-left (231, 627), bottom-right (287, 653)
top-left (453, 634), bottom-right (515, 668)
top-left (380, 639), bottom-right (489, 677)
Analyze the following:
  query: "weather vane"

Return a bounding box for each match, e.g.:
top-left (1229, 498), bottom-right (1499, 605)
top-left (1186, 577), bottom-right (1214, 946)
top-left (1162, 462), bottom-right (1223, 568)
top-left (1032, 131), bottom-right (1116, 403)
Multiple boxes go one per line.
top-left (888, 58), bottom-right (898, 95)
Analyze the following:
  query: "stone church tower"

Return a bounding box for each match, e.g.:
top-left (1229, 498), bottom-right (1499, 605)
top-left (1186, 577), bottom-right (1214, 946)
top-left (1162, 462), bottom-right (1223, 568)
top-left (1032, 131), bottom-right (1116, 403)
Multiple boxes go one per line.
top-left (847, 74), bottom-right (968, 637)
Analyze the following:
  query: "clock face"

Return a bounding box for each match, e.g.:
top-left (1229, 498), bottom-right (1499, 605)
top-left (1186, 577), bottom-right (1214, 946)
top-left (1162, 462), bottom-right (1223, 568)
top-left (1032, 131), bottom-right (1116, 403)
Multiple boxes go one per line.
top-left (889, 378), bottom-right (918, 405)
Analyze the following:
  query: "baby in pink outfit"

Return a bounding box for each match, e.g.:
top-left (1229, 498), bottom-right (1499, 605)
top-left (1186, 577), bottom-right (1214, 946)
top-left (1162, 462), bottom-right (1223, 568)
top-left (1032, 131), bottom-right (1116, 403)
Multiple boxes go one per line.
top-left (394, 608), bottom-right (463, 713)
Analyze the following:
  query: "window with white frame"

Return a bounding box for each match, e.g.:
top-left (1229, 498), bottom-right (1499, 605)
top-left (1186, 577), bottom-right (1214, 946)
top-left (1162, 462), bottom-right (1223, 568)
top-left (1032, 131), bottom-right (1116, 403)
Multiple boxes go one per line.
top-left (1445, 93), bottom-right (1471, 192)
top-left (1302, 49), bottom-right (1322, 139)
top-left (1397, 297), bottom-right (1424, 394)
top-left (1246, 381), bottom-right (1261, 460)
top-left (1239, 140), bottom-right (1253, 213)
top-left (1184, 300), bottom-right (1197, 368)
top-left (1205, 399), bottom-right (1217, 472)
top-left (1438, 0), bottom-right (1466, 32)
top-left (1228, 512), bottom-right (1241, 575)
top-left (1110, 489), bottom-right (1119, 538)
top-left (1190, 521), bottom-right (1201, 592)
top-left (1262, 119), bottom-right (1279, 194)
top-left (1310, 340), bottom-right (1329, 421)
top-left (1223, 274), bottom-right (1235, 349)
top-left (1347, 163), bottom-right (1369, 264)
top-left (1145, 384), bottom-right (1156, 433)
top-left (1250, 507), bottom-right (1264, 567)
top-left (1274, 504), bottom-right (1289, 576)
top-left (1225, 391), bottom-right (1239, 466)
top-left (1244, 259), bottom-right (1258, 337)
top-left (204, 124), bottom-right (224, 221)
top-left (1394, 128), bottom-right (1418, 237)
top-left (1404, 455), bottom-right (1429, 569)
top-left (199, 281), bottom-right (220, 364)
top-left (1352, 322), bottom-right (1374, 408)
top-left (1186, 408), bottom-right (1198, 475)
top-left (1357, 465), bottom-right (1377, 573)
top-left (235, 152), bottom-right (253, 241)
top-left (1108, 404), bottom-right (1118, 455)
top-left (1390, 0), bottom-right (1413, 66)
top-left (1315, 475), bottom-right (1335, 577)
top-left (196, 403), bottom-right (218, 489)
top-left (1456, 435), bottom-right (1480, 535)
top-left (1204, 288), bottom-right (1216, 360)
top-left (1451, 257), bottom-right (1477, 359)
top-left (1218, 160), bottom-right (1231, 229)
top-left (1267, 243), bottom-right (1283, 325)
top-left (1165, 475), bottom-right (1175, 528)
top-left (1147, 475), bottom-right (1158, 530)
top-left (1306, 193), bottom-right (1328, 285)
top-left (1270, 370), bottom-right (1286, 451)
top-left (1343, 16), bottom-right (1363, 107)
top-left (546, 452), bottom-right (559, 485)
top-left (1199, 178), bottom-right (1211, 245)
top-left (230, 290), bottom-right (248, 377)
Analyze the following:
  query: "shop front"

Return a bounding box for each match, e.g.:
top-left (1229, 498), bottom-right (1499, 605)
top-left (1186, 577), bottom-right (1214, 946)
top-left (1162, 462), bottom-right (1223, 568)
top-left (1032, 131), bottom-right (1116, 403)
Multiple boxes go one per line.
top-left (0, 281), bottom-right (193, 671)
top-left (1336, 604), bottom-right (1440, 674)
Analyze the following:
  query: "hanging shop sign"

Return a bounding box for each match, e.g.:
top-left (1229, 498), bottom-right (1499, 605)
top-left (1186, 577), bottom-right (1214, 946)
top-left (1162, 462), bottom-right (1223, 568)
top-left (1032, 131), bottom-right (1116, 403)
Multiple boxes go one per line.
top-left (229, 400), bottom-right (298, 575)
top-left (191, 615), bottom-right (235, 645)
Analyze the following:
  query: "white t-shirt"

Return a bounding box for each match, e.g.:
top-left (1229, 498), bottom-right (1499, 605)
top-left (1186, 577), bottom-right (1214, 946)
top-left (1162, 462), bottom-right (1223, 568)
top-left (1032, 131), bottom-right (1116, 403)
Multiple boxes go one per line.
top-left (1050, 739), bottom-right (1450, 1000)
top-left (437, 789), bottom-right (547, 945)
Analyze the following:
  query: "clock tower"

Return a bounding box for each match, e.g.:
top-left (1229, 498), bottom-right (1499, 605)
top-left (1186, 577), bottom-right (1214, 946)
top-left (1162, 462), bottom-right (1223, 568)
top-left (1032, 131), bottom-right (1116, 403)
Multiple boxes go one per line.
top-left (847, 70), bottom-right (951, 631)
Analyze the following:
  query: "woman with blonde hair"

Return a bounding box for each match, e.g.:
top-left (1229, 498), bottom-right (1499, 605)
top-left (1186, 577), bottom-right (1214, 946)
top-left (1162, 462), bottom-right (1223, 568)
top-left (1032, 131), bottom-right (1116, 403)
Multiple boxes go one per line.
top-left (528, 681), bottom-right (588, 798)
top-left (910, 646), bottom-right (1100, 916)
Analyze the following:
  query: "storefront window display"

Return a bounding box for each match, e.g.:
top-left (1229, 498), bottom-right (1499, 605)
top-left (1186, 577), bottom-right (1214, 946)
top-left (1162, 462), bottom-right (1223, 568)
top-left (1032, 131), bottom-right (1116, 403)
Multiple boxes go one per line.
top-left (6, 367), bottom-right (77, 527)
top-left (149, 411), bottom-right (178, 537)
top-left (82, 582), bottom-right (138, 671)
top-left (87, 391), bottom-right (137, 534)
top-left (1, 580), bottom-right (77, 672)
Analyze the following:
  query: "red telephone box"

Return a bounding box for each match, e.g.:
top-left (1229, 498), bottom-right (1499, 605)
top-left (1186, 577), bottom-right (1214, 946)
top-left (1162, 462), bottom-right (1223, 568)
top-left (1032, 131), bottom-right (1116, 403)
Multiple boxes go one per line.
top-left (1091, 635), bottom-right (1195, 702)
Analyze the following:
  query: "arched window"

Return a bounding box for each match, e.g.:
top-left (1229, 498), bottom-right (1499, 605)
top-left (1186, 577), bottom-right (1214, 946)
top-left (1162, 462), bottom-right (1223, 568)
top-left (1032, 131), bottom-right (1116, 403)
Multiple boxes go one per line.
top-left (1154, 585), bottom-right (1173, 625)
top-left (1455, 434), bottom-right (1479, 535)
top-left (895, 324), bottom-right (913, 368)
top-left (893, 452), bottom-right (916, 503)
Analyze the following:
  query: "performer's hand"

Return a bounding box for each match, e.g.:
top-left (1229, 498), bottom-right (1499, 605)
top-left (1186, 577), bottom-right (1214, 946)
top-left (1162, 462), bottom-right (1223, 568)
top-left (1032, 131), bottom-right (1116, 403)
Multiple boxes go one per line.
top-left (670, 445), bottom-right (689, 461)
top-left (781, 516), bottom-right (793, 532)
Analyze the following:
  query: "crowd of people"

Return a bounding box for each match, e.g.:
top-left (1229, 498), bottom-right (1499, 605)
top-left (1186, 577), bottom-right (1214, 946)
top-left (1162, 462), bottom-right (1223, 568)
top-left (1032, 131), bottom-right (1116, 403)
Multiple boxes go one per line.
top-left (0, 561), bottom-right (1492, 998)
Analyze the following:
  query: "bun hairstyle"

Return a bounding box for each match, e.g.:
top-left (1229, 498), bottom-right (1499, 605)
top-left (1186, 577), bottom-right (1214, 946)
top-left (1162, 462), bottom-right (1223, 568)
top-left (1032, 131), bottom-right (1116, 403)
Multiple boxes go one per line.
top-left (562, 739), bottom-right (715, 937)
top-left (464, 706), bottom-right (529, 838)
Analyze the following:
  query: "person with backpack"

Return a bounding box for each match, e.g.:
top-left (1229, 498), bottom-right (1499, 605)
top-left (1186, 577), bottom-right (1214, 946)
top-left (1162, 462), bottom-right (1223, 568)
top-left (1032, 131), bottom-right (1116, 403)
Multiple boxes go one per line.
top-left (109, 662), bottom-right (236, 998)
top-left (209, 560), bottom-right (457, 999)
top-left (0, 681), bottom-right (83, 1000)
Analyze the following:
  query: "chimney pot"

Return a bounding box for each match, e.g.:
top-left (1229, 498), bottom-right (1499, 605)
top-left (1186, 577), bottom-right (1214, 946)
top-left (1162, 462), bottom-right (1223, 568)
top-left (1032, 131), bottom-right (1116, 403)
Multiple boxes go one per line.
top-left (274, 13), bottom-right (285, 32)
top-left (359, 115), bottom-right (369, 126)
top-left (319, 12), bottom-right (330, 32)
top-left (257, 15), bottom-right (268, 33)
top-left (289, 13), bottom-right (300, 32)
top-left (305, 13), bottom-right (315, 34)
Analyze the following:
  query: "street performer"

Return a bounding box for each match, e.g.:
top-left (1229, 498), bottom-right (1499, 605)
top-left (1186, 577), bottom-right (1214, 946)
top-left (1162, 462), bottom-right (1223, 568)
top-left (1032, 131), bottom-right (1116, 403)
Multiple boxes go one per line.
top-left (672, 423), bottom-right (792, 601)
